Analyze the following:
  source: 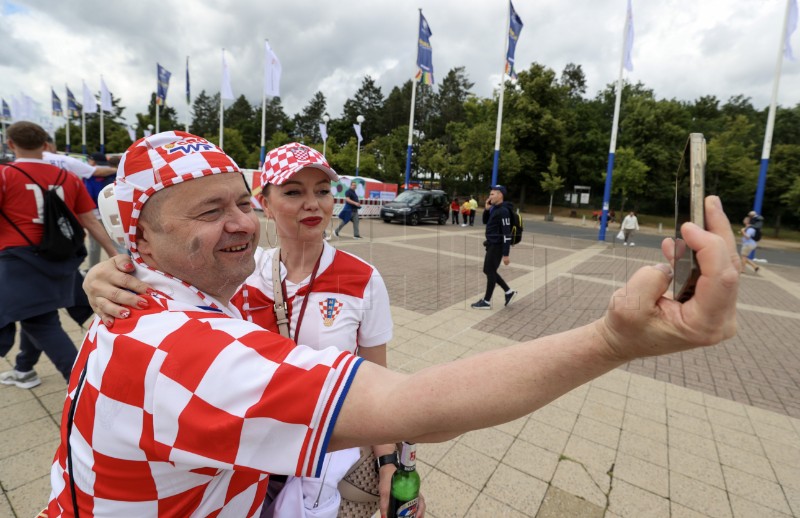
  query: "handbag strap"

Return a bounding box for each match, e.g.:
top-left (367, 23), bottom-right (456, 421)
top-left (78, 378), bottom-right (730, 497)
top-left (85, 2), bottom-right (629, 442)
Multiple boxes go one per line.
top-left (271, 248), bottom-right (290, 339)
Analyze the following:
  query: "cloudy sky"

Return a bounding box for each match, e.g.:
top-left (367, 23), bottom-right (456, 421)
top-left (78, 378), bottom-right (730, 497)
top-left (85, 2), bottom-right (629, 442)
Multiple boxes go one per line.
top-left (1, 0), bottom-right (798, 129)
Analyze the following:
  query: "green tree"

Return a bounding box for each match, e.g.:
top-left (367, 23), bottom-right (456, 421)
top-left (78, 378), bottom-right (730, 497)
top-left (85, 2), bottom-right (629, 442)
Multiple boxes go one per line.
top-left (540, 154), bottom-right (565, 218)
top-left (293, 91), bottom-right (327, 143)
top-left (225, 95), bottom-right (256, 143)
top-left (190, 90), bottom-right (218, 137)
top-left (607, 147), bottom-right (648, 213)
top-left (340, 76), bottom-right (385, 142)
top-left (207, 128), bottom-right (249, 166)
top-left (705, 114), bottom-right (758, 214)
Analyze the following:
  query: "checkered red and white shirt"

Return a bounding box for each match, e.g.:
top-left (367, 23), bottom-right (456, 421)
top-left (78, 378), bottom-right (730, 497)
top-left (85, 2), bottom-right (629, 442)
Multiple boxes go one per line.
top-left (48, 266), bottom-right (362, 517)
top-left (232, 243), bottom-right (393, 353)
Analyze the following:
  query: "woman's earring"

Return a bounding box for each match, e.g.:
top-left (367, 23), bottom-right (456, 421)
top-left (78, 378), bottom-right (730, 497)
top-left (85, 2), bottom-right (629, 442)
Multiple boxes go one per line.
top-left (265, 217), bottom-right (278, 248)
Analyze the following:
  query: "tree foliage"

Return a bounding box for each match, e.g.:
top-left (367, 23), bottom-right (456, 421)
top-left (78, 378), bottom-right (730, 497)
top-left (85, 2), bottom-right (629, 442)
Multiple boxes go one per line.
top-left (46, 62), bottom-right (800, 230)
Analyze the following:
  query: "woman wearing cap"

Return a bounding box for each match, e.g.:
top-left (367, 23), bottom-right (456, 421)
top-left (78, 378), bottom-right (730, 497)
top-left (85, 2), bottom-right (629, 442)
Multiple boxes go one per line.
top-left (83, 143), bottom-right (423, 518)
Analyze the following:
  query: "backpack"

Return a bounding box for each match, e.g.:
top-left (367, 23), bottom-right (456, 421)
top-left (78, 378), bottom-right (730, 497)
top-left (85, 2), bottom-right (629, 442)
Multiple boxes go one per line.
top-left (0, 165), bottom-right (86, 261)
top-left (750, 215), bottom-right (763, 241)
top-left (510, 207), bottom-right (523, 246)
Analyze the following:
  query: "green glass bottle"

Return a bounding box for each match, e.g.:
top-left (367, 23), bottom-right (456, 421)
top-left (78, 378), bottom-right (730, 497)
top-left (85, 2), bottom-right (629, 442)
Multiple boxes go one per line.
top-left (388, 442), bottom-right (420, 517)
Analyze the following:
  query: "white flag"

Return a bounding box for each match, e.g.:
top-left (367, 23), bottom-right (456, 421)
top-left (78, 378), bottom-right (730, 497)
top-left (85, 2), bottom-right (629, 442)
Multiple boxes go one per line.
top-left (221, 49), bottom-right (234, 100)
top-left (82, 81), bottom-right (97, 114)
top-left (353, 123), bottom-right (363, 143)
top-left (127, 124), bottom-right (136, 141)
top-left (143, 128), bottom-right (152, 137)
top-left (100, 77), bottom-right (113, 112)
top-left (785, 0), bottom-right (798, 60)
top-left (623, 0), bottom-right (635, 72)
top-left (319, 122), bottom-right (328, 142)
top-left (264, 41), bottom-right (282, 97)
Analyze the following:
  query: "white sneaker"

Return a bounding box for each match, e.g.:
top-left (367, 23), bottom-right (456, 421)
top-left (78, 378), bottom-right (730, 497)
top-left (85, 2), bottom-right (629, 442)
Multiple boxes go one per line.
top-left (629, 242), bottom-right (635, 247)
top-left (623, 242), bottom-right (628, 246)
top-left (0, 369), bottom-right (41, 389)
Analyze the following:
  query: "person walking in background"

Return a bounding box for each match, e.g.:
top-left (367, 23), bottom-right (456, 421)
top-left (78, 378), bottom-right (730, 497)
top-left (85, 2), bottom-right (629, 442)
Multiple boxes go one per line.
top-left (43, 136), bottom-right (117, 180)
top-left (468, 194), bottom-right (478, 226)
top-left (460, 199), bottom-right (471, 227)
top-left (334, 180), bottom-right (362, 239)
top-left (450, 197), bottom-right (460, 225)
top-left (740, 216), bottom-right (760, 273)
top-left (621, 211), bottom-right (640, 246)
top-left (471, 185), bottom-right (517, 309)
top-left (83, 152), bottom-right (126, 267)
top-left (0, 122), bottom-right (116, 389)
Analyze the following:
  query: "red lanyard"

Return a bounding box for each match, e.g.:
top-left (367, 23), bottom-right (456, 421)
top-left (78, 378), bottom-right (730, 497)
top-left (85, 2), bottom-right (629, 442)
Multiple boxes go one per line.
top-left (281, 252), bottom-right (323, 342)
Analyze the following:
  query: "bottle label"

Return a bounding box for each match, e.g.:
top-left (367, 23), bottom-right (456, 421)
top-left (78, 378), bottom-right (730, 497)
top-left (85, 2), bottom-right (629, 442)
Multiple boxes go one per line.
top-left (395, 497), bottom-right (419, 517)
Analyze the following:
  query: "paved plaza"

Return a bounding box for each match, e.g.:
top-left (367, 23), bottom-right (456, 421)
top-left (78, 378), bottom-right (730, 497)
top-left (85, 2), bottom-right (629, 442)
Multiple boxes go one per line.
top-left (2, 216), bottom-right (799, 517)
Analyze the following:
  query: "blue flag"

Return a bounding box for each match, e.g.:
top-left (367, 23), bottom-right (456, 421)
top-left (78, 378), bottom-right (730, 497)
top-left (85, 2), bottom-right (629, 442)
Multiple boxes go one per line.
top-left (66, 87), bottom-right (79, 118)
top-left (157, 63), bottom-right (171, 106)
top-left (506, 2), bottom-right (524, 79)
top-left (186, 56), bottom-right (191, 105)
top-left (415, 12), bottom-right (434, 85)
top-left (51, 88), bottom-right (63, 117)
top-left (1, 99), bottom-right (10, 120)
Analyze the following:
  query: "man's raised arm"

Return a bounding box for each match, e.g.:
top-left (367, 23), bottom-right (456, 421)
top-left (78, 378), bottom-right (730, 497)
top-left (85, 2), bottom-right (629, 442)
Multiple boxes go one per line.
top-left (330, 196), bottom-right (739, 450)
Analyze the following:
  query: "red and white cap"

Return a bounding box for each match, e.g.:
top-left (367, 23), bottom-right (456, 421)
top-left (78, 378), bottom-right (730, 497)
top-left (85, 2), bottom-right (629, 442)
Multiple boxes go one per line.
top-left (260, 142), bottom-right (338, 187)
top-left (114, 131), bottom-right (241, 256)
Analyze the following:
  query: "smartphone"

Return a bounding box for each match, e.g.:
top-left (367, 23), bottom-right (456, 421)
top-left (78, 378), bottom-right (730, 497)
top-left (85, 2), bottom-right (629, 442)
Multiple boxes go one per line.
top-left (673, 133), bottom-right (706, 303)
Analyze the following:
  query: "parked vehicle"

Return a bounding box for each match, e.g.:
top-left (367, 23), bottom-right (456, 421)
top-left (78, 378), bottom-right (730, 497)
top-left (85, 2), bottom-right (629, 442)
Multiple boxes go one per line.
top-left (380, 189), bottom-right (450, 225)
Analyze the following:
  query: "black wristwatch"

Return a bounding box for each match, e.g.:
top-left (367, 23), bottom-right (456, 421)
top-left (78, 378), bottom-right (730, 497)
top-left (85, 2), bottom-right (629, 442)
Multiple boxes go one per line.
top-left (375, 452), bottom-right (398, 472)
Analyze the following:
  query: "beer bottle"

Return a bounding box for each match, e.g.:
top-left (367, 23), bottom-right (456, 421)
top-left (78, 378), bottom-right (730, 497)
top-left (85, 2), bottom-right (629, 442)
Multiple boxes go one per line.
top-left (388, 442), bottom-right (420, 517)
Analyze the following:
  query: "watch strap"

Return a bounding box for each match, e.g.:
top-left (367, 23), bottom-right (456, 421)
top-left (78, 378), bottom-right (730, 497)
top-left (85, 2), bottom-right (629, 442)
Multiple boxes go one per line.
top-left (375, 452), bottom-right (398, 472)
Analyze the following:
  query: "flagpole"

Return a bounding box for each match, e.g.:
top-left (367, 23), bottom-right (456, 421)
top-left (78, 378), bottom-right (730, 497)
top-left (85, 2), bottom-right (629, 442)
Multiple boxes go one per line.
top-left (65, 85), bottom-right (71, 153)
top-left (260, 39), bottom-right (268, 168)
top-left (185, 56), bottom-right (191, 132)
top-left (100, 102), bottom-right (105, 154)
top-left (219, 49), bottom-right (225, 149)
top-left (404, 9), bottom-right (423, 190)
top-left (156, 101), bottom-right (161, 134)
top-left (598, 4), bottom-right (631, 242)
top-left (81, 110), bottom-right (86, 155)
top-left (753, 0), bottom-right (794, 215)
top-left (491, 2), bottom-right (512, 188)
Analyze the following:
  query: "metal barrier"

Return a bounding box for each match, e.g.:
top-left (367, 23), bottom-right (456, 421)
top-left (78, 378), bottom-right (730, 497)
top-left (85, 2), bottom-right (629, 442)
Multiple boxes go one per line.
top-left (334, 198), bottom-right (384, 218)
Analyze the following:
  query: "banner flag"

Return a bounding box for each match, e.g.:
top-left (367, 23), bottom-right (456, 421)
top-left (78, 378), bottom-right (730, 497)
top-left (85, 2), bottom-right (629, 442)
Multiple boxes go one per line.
top-left (264, 41), bottom-right (282, 97)
top-left (623, 0), bottom-right (635, 71)
top-left (186, 56), bottom-right (191, 105)
top-left (127, 124), bottom-right (136, 141)
top-left (786, 0), bottom-right (798, 60)
top-left (505, 2), bottom-right (524, 79)
top-left (157, 63), bottom-right (172, 105)
top-left (66, 87), bottom-right (79, 118)
top-left (1, 99), bottom-right (10, 120)
top-left (82, 81), bottom-right (97, 114)
top-left (100, 77), bottom-right (113, 112)
top-left (51, 89), bottom-right (63, 117)
top-left (221, 50), bottom-right (234, 100)
top-left (415, 12), bottom-right (434, 84)
top-left (353, 123), bottom-right (363, 143)
top-left (319, 122), bottom-right (328, 142)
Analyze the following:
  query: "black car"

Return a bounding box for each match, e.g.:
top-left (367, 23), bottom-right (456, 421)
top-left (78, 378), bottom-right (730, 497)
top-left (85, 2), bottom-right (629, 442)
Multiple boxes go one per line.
top-left (381, 189), bottom-right (450, 225)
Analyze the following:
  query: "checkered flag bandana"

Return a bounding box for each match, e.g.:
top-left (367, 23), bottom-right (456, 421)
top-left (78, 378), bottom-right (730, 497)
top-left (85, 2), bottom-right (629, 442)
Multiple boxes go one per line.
top-left (114, 131), bottom-right (241, 255)
top-left (260, 142), bottom-right (338, 187)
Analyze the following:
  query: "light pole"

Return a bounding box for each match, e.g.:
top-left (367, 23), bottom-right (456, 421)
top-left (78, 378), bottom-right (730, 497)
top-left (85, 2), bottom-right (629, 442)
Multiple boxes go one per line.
top-left (321, 114), bottom-right (330, 157)
top-left (132, 122), bottom-right (138, 141)
top-left (147, 123), bottom-right (154, 137)
top-left (355, 114), bottom-right (364, 177)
